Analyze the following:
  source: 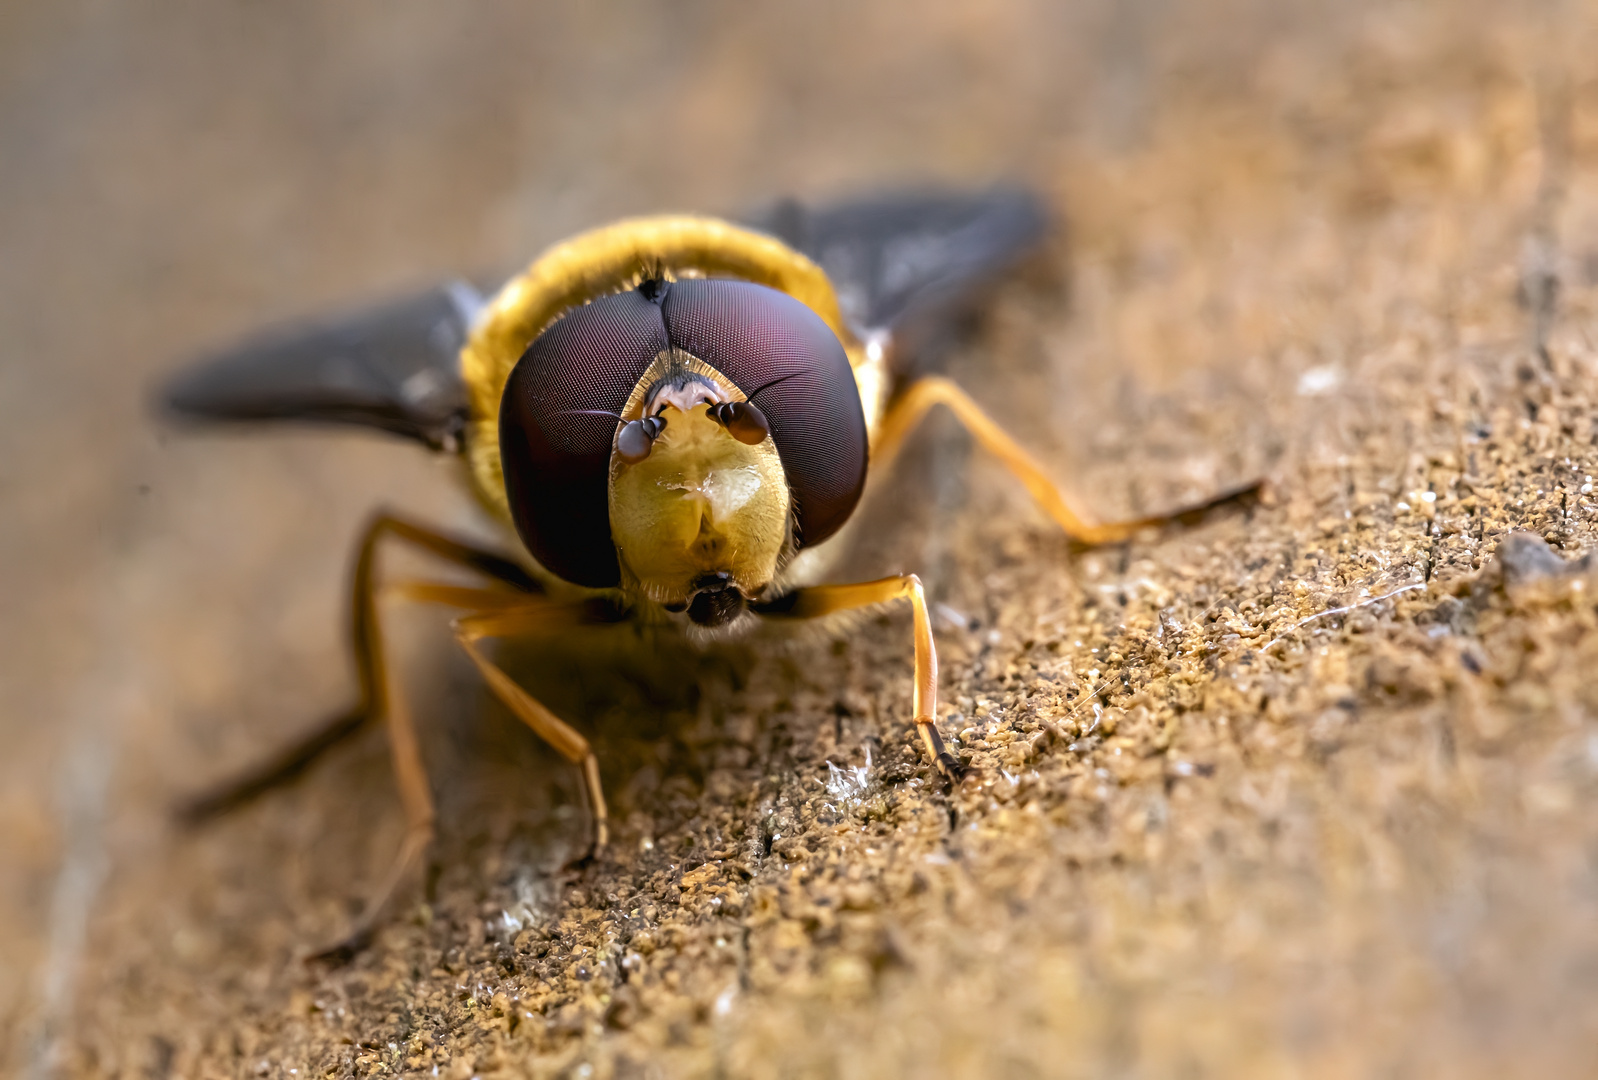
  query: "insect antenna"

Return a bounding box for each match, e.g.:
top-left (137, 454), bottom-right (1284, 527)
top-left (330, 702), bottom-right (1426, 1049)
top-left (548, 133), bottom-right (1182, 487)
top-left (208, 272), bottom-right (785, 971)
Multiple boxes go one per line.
top-left (743, 371), bottom-right (800, 402)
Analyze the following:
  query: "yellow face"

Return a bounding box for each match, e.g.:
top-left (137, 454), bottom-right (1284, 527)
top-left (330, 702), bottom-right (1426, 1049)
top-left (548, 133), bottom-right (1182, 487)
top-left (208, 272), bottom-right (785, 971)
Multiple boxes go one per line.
top-left (608, 355), bottom-right (791, 622)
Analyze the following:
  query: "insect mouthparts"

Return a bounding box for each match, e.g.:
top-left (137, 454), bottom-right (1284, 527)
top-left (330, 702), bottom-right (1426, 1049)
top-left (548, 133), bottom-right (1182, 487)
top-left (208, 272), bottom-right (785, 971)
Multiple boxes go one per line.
top-left (686, 572), bottom-right (747, 627)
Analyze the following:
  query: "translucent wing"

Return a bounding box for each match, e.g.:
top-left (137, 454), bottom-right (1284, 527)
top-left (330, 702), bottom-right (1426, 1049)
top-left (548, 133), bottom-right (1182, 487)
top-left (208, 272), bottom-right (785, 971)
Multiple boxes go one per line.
top-left (746, 185), bottom-right (1049, 367)
top-left (161, 282), bottom-right (482, 450)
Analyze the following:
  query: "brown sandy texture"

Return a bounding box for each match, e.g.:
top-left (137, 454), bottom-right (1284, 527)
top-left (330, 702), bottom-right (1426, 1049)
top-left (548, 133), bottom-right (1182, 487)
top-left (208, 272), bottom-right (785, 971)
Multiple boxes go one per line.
top-left (8, 2), bottom-right (1598, 1077)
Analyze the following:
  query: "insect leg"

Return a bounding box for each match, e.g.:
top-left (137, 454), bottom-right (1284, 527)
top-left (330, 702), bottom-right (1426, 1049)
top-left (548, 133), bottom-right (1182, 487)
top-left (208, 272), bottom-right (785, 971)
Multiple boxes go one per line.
top-left (872, 375), bottom-right (1258, 544)
top-left (753, 575), bottom-right (963, 781)
top-left (178, 513), bottom-right (540, 823)
top-left (176, 705), bottom-right (368, 822)
top-left (451, 605), bottom-right (618, 859)
top-left (317, 587), bottom-right (603, 959)
top-left (174, 512), bottom-right (534, 958)
top-left (316, 518), bottom-right (549, 959)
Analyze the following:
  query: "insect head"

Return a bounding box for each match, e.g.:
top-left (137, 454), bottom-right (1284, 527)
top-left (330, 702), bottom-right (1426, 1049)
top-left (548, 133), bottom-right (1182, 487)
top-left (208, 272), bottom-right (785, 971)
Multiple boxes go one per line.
top-left (497, 277), bottom-right (868, 627)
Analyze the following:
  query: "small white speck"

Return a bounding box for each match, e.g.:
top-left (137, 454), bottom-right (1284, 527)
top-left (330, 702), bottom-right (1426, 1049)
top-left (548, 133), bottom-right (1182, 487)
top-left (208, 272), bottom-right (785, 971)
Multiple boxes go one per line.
top-left (400, 367), bottom-right (446, 405)
top-left (1421, 491), bottom-right (1437, 504)
top-left (714, 984), bottom-right (738, 1016)
top-left (1297, 365), bottom-right (1341, 396)
top-left (825, 745), bottom-right (873, 801)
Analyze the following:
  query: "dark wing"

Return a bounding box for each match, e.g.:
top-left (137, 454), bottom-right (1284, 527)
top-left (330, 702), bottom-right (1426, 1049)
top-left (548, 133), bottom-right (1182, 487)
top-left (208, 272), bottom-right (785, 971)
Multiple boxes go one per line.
top-left (160, 282), bottom-right (482, 451)
top-left (746, 185), bottom-right (1050, 369)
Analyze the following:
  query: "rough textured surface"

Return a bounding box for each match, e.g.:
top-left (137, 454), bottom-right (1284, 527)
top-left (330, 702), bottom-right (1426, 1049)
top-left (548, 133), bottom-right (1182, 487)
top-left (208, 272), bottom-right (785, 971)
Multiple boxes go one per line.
top-left (7, 2), bottom-right (1598, 1077)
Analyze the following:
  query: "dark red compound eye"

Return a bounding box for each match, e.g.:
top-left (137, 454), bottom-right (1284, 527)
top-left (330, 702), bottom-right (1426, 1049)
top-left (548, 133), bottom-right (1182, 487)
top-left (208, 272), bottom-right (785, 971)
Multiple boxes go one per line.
top-left (659, 280), bottom-right (867, 544)
top-left (499, 278), bottom-right (868, 588)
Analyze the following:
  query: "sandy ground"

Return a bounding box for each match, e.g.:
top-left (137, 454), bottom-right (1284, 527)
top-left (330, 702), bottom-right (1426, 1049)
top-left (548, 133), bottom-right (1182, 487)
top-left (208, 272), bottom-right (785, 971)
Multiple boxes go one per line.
top-left (6, 1), bottom-right (1598, 1076)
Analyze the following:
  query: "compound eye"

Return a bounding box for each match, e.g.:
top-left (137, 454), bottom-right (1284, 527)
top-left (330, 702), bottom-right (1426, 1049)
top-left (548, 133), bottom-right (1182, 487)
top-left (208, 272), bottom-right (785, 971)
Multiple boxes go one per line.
top-left (710, 400), bottom-right (771, 445)
top-left (615, 416), bottom-right (664, 464)
top-left (658, 278), bottom-right (867, 548)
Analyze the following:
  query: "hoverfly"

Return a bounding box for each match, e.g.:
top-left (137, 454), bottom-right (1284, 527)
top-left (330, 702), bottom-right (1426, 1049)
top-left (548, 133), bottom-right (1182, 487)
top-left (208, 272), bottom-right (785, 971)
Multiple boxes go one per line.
top-left (165, 187), bottom-right (1253, 954)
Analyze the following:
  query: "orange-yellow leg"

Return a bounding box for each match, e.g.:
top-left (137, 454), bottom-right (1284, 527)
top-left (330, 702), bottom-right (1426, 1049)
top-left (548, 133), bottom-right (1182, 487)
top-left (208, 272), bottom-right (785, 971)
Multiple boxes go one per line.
top-left (872, 375), bottom-right (1258, 544)
top-left (311, 514), bottom-right (550, 958)
top-left (444, 602), bottom-right (616, 858)
top-left (180, 514), bottom-right (541, 823)
top-left (315, 583), bottom-right (614, 958)
top-left (754, 574), bottom-right (962, 780)
top-left (181, 511), bottom-right (538, 959)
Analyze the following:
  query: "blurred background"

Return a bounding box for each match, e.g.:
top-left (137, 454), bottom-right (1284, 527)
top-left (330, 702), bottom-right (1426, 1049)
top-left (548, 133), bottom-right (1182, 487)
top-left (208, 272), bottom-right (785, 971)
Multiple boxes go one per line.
top-left (5, 1), bottom-right (1598, 1076)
